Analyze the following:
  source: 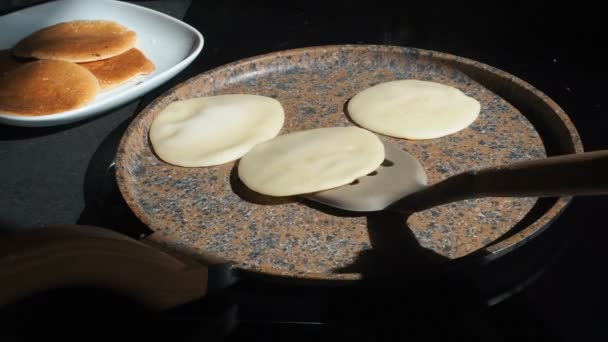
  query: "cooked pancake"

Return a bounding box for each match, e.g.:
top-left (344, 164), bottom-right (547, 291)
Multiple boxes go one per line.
top-left (13, 20), bottom-right (137, 63)
top-left (0, 60), bottom-right (100, 116)
top-left (0, 50), bottom-right (27, 74)
top-left (80, 48), bottom-right (155, 90)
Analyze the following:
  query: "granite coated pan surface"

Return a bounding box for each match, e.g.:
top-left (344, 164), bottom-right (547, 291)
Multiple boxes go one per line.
top-left (115, 45), bottom-right (582, 280)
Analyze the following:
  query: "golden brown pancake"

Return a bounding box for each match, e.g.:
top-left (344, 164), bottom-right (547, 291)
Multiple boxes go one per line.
top-left (0, 50), bottom-right (27, 74)
top-left (13, 20), bottom-right (137, 63)
top-left (0, 60), bottom-right (100, 116)
top-left (80, 48), bottom-right (155, 90)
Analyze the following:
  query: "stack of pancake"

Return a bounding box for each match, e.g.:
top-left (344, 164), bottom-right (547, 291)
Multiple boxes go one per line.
top-left (0, 20), bottom-right (155, 116)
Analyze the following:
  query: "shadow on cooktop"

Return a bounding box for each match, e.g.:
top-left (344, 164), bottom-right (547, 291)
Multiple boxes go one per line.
top-left (335, 211), bottom-right (447, 276)
top-left (77, 117), bottom-right (152, 240)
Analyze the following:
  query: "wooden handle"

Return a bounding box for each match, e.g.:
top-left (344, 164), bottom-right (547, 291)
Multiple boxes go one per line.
top-left (0, 225), bottom-right (209, 311)
top-left (390, 150), bottom-right (608, 213)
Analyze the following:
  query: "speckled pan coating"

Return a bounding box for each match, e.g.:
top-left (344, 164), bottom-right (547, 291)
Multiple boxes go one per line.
top-left (115, 45), bottom-right (582, 280)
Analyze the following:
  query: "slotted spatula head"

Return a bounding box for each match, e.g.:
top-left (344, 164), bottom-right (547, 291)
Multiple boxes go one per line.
top-left (301, 140), bottom-right (428, 212)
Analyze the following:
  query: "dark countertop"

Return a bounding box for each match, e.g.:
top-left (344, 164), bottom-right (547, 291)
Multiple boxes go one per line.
top-left (2, 1), bottom-right (608, 340)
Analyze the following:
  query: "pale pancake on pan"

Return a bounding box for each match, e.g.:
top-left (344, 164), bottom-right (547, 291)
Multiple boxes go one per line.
top-left (348, 79), bottom-right (481, 140)
top-left (149, 94), bottom-right (285, 167)
top-left (13, 20), bottom-right (137, 63)
top-left (238, 126), bottom-right (385, 196)
top-left (0, 60), bottom-right (100, 116)
top-left (80, 48), bottom-right (155, 90)
top-left (0, 50), bottom-right (27, 74)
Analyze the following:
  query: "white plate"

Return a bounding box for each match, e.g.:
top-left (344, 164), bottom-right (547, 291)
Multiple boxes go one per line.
top-left (0, 0), bottom-right (204, 127)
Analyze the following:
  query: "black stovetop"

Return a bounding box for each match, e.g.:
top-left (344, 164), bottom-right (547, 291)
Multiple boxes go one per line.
top-left (2, 1), bottom-right (608, 341)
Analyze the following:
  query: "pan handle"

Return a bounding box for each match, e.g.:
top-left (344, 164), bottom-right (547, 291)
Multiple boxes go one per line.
top-left (0, 225), bottom-right (209, 311)
top-left (389, 149), bottom-right (608, 213)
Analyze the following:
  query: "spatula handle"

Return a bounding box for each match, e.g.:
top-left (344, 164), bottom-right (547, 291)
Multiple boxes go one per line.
top-left (389, 149), bottom-right (608, 213)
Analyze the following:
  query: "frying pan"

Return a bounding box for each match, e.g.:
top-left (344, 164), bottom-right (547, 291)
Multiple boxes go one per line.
top-left (114, 45), bottom-right (583, 280)
top-left (0, 45), bottom-right (585, 310)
